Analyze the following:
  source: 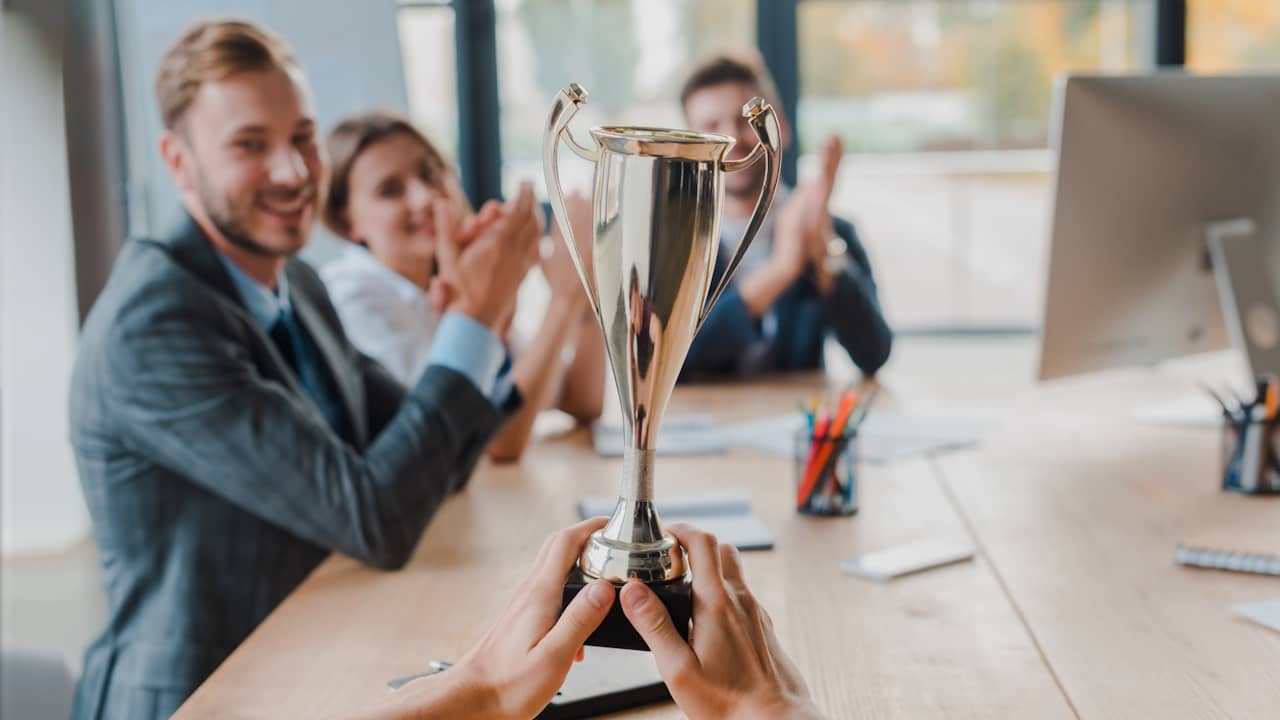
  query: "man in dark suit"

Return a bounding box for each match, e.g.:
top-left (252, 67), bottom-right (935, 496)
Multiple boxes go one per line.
top-left (69, 20), bottom-right (539, 718)
top-left (678, 55), bottom-right (892, 379)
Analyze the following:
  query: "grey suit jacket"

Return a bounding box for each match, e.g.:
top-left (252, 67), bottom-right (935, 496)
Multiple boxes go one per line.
top-left (69, 217), bottom-right (515, 719)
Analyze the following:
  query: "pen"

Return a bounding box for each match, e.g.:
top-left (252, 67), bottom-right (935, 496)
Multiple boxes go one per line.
top-left (387, 660), bottom-right (452, 692)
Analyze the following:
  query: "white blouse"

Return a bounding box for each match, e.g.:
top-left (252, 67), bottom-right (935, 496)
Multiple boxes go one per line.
top-left (321, 244), bottom-right (439, 385)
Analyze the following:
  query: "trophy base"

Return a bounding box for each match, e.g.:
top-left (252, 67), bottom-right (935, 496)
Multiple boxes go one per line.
top-left (562, 566), bottom-right (692, 651)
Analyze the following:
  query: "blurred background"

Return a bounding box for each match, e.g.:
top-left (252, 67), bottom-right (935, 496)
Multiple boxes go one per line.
top-left (2, 0), bottom-right (1279, 682)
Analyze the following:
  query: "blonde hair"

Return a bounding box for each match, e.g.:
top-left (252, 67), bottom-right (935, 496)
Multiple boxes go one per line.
top-left (154, 19), bottom-right (299, 130)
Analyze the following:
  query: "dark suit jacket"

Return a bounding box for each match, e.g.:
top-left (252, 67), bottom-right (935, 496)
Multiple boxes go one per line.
top-left (69, 217), bottom-right (515, 719)
top-left (682, 215), bottom-right (892, 379)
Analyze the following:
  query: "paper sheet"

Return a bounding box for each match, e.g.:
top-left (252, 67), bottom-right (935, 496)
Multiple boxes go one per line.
top-left (718, 412), bottom-right (980, 464)
top-left (591, 414), bottom-right (727, 457)
top-left (577, 492), bottom-right (774, 551)
top-left (1233, 599), bottom-right (1280, 634)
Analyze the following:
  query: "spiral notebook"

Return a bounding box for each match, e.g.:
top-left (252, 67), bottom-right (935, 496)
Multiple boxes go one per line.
top-left (1172, 517), bottom-right (1274, 573)
top-left (1173, 544), bottom-right (1280, 576)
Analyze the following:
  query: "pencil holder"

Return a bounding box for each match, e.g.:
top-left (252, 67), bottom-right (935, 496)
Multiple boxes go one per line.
top-left (794, 426), bottom-right (858, 516)
top-left (1221, 414), bottom-right (1280, 495)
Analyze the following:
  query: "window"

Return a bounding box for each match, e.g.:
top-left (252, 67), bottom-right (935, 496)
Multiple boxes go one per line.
top-left (397, 2), bottom-right (460, 166)
top-left (495, 0), bottom-right (755, 197)
top-left (1188, 0), bottom-right (1280, 71)
top-left (797, 1), bottom-right (1143, 329)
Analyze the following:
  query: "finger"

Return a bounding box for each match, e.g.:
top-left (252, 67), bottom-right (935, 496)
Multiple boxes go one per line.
top-left (432, 198), bottom-right (460, 277)
top-left (533, 193), bottom-right (547, 237)
top-left (664, 523), bottom-right (725, 601)
top-left (477, 199), bottom-right (504, 224)
top-left (533, 578), bottom-right (614, 667)
top-left (530, 517), bottom-right (608, 585)
top-left (508, 516), bottom-right (606, 624)
top-left (718, 543), bottom-right (747, 589)
top-left (575, 646), bottom-right (585, 663)
top-left (508, 181), bottom-right (534, 220)
top-left (619, 582), bottom-right (700, 685)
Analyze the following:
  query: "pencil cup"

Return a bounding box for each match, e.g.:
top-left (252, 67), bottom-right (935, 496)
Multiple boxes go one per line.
top-left (1221, 415), bottom-right (1280, 495)
top-left (794, 426), bottom-right (858, 516)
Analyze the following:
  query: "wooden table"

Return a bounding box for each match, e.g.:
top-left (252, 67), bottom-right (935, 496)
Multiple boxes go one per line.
top-left (176, 338), bottom-right (1280, 719)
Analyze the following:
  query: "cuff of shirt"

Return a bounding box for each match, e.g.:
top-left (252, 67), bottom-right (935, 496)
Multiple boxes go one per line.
top-left (426, 313), bottom-right (511, 402)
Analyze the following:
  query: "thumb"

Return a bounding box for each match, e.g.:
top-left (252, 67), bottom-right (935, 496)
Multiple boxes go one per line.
top-left (620, 582), bottom-right (698, 677)
top-left (535, 579), bottom-right (614, 667)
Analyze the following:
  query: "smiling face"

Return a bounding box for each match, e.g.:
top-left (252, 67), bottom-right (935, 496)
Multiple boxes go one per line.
top-left (162, 65), bottom-right (323, 259)
top-left (683, 81), bottom-right (766, 198)
top-left (343, 131), bottom-right (453, 276)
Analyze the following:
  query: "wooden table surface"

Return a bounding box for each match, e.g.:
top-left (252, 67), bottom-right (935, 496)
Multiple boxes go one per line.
top-left (175, 338), bottom-right (1280, 719)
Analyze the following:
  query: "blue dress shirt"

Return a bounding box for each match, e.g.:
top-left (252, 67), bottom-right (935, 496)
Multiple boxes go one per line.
top-left (217, 254), bottom-right (351, 435)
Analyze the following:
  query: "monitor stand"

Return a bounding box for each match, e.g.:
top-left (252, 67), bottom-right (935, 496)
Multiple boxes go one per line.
top-left (1206, 217), bottom-right (1280, 387)
top-left (1130, 218), bottom-right (1279, 429)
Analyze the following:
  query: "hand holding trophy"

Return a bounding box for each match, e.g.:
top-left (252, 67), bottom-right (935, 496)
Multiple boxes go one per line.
top-left (543, 83), bottom-right (781, 650)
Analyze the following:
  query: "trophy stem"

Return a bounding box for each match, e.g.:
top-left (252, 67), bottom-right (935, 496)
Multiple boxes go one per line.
top-left (620, 447), bottom-right (656, 502)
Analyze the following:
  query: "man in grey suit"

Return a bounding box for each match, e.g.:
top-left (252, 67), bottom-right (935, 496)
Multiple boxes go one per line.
top-left (69, 20), bottom-right (540, 718)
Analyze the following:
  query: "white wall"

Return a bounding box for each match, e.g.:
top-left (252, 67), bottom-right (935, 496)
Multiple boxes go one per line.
top-left (1, 0), bottom-right (90, 555)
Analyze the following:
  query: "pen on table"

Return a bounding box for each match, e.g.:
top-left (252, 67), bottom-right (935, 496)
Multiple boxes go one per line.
top-left (386, 660), bottom-right (453, 691)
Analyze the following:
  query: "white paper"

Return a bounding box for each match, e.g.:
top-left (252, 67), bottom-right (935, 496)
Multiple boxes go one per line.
top-left (718, 412), bottom-right (980, 464)
top-left (591, 414), bottom-right (727, 457)
top-left (1232, 598), bottom-right (1280, 634)
top-left (1132, 396), bottom-right (1225, 428)
top-left (577, 492), bottom-right (774, 551)
top-left (554, 646), bottom-right (664, 704)
top-left (840, 540), bottom-right (974, 582)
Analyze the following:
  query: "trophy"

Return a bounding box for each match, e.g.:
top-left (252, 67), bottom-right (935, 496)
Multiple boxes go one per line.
top-left (544, 83), bottom-right (781, 650)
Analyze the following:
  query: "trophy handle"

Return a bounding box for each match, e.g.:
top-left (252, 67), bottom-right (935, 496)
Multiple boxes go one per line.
top-left (543, 83), bottom-right (603, 319)
top-left (698, 97), bottom-right (782, 332)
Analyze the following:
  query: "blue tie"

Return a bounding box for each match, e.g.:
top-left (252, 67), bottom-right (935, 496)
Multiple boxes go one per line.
top-left (269, 309), bottom-right (349, 438)
top-left (268, 313), bottom-right (301, 377)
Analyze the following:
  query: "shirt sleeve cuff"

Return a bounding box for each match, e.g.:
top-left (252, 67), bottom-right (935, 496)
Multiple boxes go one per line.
top-left (426, 313), bottom-right (509, 400)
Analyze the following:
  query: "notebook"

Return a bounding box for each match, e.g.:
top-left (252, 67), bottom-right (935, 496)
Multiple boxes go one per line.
top-left (537, 647), bottom-right (669, 719)
top-left (591, 414), bottom-right (727, 457)
top-left (1175, 516), bottom-right (1280, 577)
top-left (577, 492), bottom-right (774, 551)
top-left (1174, 544), bottom-right (1280, 576)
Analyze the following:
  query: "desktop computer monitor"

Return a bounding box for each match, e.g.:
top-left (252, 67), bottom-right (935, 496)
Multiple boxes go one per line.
top-left (1039, 73), bottom-right (1280, 383)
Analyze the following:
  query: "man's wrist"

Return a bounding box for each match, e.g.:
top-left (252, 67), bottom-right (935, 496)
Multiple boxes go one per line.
top-left (444, 302), bottom-right (501, 334)
top-left (739, 261), bottom-right (794, 318)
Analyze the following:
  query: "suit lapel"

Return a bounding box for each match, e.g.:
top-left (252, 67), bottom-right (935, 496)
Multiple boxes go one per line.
top-left (163, 215), bottom-right (244, 309)
top-left (286, 266), bottom-right (369, 448)
top-left (161, 215), bottom-right (336, 420)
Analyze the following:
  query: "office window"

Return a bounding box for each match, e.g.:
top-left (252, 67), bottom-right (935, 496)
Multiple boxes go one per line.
top-left (496, 0), bottom-right (755, 197)
top-left (1188, 0), bottom-right (1280, 71)
top-left (797, 1), bottom-right (1142, 330)
top-left (397, 3), bottom-right (460, 165)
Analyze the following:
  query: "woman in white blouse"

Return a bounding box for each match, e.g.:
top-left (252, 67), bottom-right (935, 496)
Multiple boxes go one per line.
top-left (321, 111), bottom-right (603, 462)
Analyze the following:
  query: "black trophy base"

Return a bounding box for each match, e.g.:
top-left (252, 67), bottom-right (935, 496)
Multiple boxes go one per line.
top-left (562, 566), bottom-right (692, 651)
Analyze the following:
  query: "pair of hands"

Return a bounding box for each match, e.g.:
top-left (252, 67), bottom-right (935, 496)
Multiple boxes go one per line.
top-left (430, 185), bottom-right (592, 334)
top-left (771, 134), bottom-right (844, 294)
top-left (430, 183), bottom-right (540, 335)
top-left (377, 518), bottom-right (820, 720)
